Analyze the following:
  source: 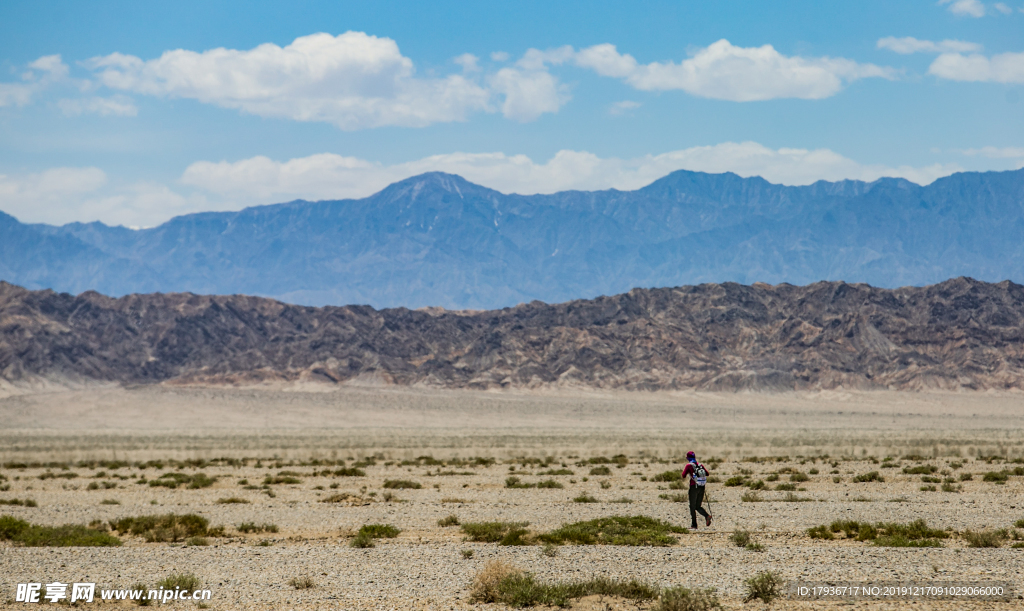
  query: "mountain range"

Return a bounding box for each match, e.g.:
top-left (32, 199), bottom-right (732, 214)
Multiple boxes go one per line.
top-left (2, 168), bottom-right (1024, 310)
top-left (2, 277), bottom-right (1022, 391)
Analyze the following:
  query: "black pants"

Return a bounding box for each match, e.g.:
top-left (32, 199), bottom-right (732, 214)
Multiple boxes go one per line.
top-left (689, 485), bottom-right (709, 526)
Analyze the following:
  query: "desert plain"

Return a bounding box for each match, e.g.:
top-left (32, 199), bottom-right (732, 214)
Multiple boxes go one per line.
top-left (1, 385), bottom-right (1024, 610)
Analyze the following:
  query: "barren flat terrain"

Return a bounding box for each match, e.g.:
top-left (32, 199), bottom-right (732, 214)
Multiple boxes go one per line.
top-left (1, 387), bottom-right (1023, 610)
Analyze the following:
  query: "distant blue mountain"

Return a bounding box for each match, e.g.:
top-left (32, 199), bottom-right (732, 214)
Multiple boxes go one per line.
top-left (2, 168), bottom-right (1023, 309)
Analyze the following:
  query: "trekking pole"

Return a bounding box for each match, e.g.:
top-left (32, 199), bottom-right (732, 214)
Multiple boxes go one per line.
top-left (704, 487), bottom-right (714, 522)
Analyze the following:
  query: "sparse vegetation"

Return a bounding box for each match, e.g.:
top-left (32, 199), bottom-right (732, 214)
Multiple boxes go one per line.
top-left (0, 516), bottom-right (122, 546)
top-left (589, 466), bottom-right (612, 476)
top-left (236, 522), bottom-right (278, 534)
top-left (216, 497), bottom-right (250, 504)
top-left (468, 560), bottom-right (657, 607)
top-left (159, 573), bottom-right (201, 592)
top-left (743, 571), bottom-right (783, 604)
top-left (808, 519), bottom-right (948, 547)
top-left (572, 494), bottom-right (598, 503)
top-left (460, 521), bottom-right (530, 545)
top-left (109, 514), bottom-right (217, 542)
top-left (0, 498), bottom-right (37, 506)
top-left (538, 516), bottom-right (686, 546)
top-left (438, 514), bottom-right (460, 527)
top-left (964, 529), bottom-right (1008, 548)
top-left (288, 576), bottom-right (316, 590)
top-left (383, 479), bottom-right (422, 489)
top-left (655, 586), bottom-right (722, 611)
top-left (852, 471), bottom-right (884, 483)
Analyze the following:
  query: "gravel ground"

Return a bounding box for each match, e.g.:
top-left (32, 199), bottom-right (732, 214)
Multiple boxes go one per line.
top-left (2, 453), bottom-right (1024, 610)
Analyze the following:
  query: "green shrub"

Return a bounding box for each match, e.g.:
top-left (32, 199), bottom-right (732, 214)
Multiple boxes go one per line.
top-left (790, 472), bottom-right (809, 482)
top-left (461, 521), bottom-right (529, 543)
top-left (159, 573), bottom-right (201, 591)
top-left (358, 524), bottom-right (400, 539)
top-left (108, 514), bottom-right (211, 542)
top-left (964, 529), bottom-right (1008, 548)
top-left (333, 468), bottom-right (366, 477)
top-left (806, 525), bottom-right (834, 540)
top-left (655, 586), bottom-right (722, 611)
top-left (589, 466), bottom-right (612, 476)
top-left (651, 471), bottom-right (681, 482)
top-left (262, 475), bottom-right (301, 485)
top-left (746, 480), bottom-right (766, 490)
top-left (0, 516), bottom-right (122, 547)
top-left (743, 571), bottom-right (783, 604)
top-left (216, 497), bottom-right (250, 504)
top-left (472, 569), bottom-right (657, 608)
top-left (983, 471), bottom-right (1009, 484)
top-left (505, 476), bottom-right (534, 489)
top-left (740, 491), bottom-right (763, 502)
top-left (539, 469), bottom-right (574, 476)
top-left (383, 479), bottom-right (422, 489)
top-left (903, 465), bottom-right (938, 474)
top-left (438, 514), bottom-right (460, 527)
top-left (536, 479), bottom-right (563, 489)
top-left (573, 494), bottom-right (598, 503)
top-left (724, 476), bottom-right (747, 487)
top-left (538, 516), bottom-right (686, 547)
top-left (730, 530), bottom-right (751, 547)
top-left (350, 532), bottom-right (374, 548)
top-left (659, 493), bottom-right (687, 502)
top-left (236, 522), bottom-right (278, 534)
top-left (852, 471), bottom-right (884, 483)
top-left (775, 483), bottom-right (796, 491)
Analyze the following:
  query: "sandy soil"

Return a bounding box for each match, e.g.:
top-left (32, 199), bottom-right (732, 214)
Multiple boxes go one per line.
top-left (1, 386), bottom-right (1023, 610)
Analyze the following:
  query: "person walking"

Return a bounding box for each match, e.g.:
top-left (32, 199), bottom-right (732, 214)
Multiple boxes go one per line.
top-left (681, 450), bottom-right (712, 529)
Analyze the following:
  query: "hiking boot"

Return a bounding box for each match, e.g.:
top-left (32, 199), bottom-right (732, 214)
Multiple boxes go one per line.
top-left (705, 515), bottom-right (712, 527)
top-left (690, 523), bottom-right (698, 529)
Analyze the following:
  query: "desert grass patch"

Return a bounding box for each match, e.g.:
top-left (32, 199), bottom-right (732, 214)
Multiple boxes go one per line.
top-left (236, 522), bottom-right (278, 534)
top-left (216, 497), bottom-right (250, 504)
top-left (572, 494), bottom-right (598, 503)
top-left (461, 521), bottom-right (531, 545)
top-left (505, 476), bottom-right (535, 489)
top-left (538, 516), bottom-right (686, 547)
top-left (589, 466), bottom-right (612, 476)
top-left (655, 586), bottom-right (722, 611)
top-left (651, 470), bottom-right (681, 482)
top-left (149, 472), bottom-right (216, 489)
top-left (964, 529), bottom-right (1009, 548)
top-left (902, 465), bottom-right (938, 475)
top-left (350, 523), bottom-right (401, 547)
top-left (468, 560), bottom-right (656, 607)
top-left (743, 571), bottom-right (783, 604)
top-left (158, 573), bottom-right (201, 592)
top-left (659, 493), bottom-right (687, 503)
top-left (109, 514), bottom-right (220, 542)
top-left (331, 467), bottom-right (366, 477)
top-left (852, 471), bottom-right (884, 483)
top-left (539, 468), bottom-right (574, 476)
top-left (808, 519), bottom-right (947, 547)
top-left (262, 475), bottom-right (301, 485)
top-left (383, 479), bottom-right (422, 489)
top-left (288, 576), bottom-right (316, 590)
top-left (0, 498), bottom-right (37, 507)
top-left (438, 514), bottom-right (460, 527)
top-left (740, 491), bottom-right (763, 502)
top-left (0, 516), bottom-right (121, 547)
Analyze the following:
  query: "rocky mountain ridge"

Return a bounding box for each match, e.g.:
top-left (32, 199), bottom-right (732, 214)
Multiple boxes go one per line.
top-left (2, 277), bottom-right (1023, 391)
top-left (2, 168), bottom-right (1024, 309)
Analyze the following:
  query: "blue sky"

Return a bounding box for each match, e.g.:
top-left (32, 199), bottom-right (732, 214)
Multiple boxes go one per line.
top-left (1, 0), bottom-right (1022, 227)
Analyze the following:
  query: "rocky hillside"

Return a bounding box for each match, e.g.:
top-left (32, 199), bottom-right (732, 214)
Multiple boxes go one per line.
top-left (3, 278), bottom-right (1024, 391)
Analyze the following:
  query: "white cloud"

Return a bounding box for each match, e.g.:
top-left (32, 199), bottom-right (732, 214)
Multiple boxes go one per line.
top-left (958, 146), bottom-right (1024, 159)
top-left (939, 0), bottom-right (987, 17)
top-left (490, 51), bottom-right (510, 62)
top-left (994, 2), bottom-right (1013, 13)
top-left (453, 53), bottom-right (480, 72)
top-left (86, 31), bottom-right (492, 130)
top-left (876, 36), bottom-right (982, 54)
top-left (573, 40), bottom-right (895, 101)
top-left (57, 95), bottom-right (138, 117)
top-left (608, 100), bottom-right (641, 115)
top-left (0, 167), bottom-right (222, 227)
top-left (0, 54), bottom-right (69, 107)
top-left (488, 68), bottom-right (569, 121)
top-left (929, 50), bottom-right (1024, 82)
top-left (181, 143), bottom-right (962, 207)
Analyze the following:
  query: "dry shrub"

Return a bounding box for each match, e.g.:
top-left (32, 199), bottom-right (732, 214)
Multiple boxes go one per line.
top-left (469, 560), bottom-right (522, 603)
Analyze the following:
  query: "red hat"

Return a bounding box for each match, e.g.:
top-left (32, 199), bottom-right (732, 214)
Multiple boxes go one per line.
top-left (686, 451), bottom-right (696, 460)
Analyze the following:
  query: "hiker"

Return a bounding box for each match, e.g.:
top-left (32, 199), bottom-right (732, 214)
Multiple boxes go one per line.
top-left (681, 451), bottom-right (712, 528)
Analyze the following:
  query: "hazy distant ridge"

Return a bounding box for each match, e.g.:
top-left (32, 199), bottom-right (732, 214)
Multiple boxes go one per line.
top-left (2, 168), bottom-right (1024, 309)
